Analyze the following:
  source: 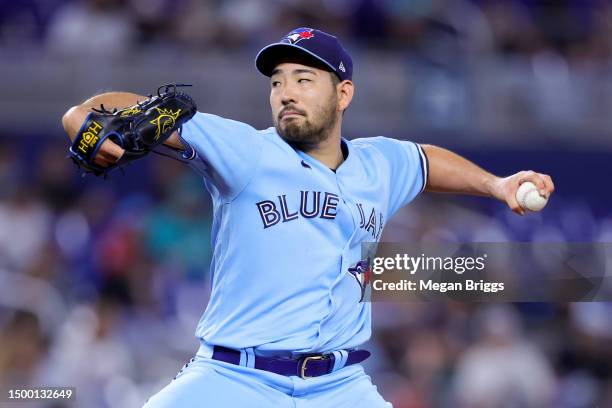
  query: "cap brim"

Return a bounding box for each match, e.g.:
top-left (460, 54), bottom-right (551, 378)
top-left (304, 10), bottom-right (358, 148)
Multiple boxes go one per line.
top-left (255, 43), bottom-right (337, 77)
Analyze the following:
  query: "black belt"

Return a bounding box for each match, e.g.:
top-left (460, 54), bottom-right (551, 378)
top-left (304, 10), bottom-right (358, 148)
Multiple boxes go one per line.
top-left (211, 346), bottom-right (370, 379)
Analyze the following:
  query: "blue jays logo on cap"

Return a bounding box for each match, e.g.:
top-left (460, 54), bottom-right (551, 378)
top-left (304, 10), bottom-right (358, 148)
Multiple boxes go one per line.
top-left (282, 28), bottom-right (315, 45)
top-left (255, 27), bottom-right (353, 82)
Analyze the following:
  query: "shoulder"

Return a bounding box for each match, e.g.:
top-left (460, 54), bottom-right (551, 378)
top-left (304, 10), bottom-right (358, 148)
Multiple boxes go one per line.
top-left (351, 136), bottom-right (424, 156)
top-left (351, 136), bottom-right (419, 150)
top-left (257, 126), bottom-right (295, 151)
top-left (187, 112), bottom-right (258, 133)
top-left (258, 126), bottom-right (278, 137)
top-left (349, 136), bottom-right (426, 170)
top-left (349, 136), bottom-right (415, 158)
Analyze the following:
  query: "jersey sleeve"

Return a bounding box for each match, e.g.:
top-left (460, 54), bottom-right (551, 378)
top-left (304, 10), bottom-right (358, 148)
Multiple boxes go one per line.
top-left (369, 137), bottom-right (428, 217)
top-left (177, 112), bottom-right (263, 200)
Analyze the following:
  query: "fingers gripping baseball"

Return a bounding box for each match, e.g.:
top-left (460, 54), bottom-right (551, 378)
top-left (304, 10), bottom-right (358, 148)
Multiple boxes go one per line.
top-left (518, 170), bottom-right (555, 197)
top-left (493, 170), bottom-right (555, 215)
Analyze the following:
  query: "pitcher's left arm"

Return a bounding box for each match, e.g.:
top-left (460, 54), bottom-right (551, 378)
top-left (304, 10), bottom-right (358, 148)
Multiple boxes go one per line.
top-left (421, 144), bottom-right (555, 215)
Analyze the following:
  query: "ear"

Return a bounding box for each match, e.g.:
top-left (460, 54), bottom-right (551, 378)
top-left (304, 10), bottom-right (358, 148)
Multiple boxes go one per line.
top-left (337, 80), bottom-right (354, 112)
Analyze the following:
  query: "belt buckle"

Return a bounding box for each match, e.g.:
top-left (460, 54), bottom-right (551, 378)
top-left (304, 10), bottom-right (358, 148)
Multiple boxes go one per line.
top-left (300, 355), bottom-right (324, 379)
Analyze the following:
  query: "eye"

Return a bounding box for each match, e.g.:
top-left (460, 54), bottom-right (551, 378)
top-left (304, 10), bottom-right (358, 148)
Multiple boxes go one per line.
top-left (298, 78), bottom-right (311, 84)
top-left (271, 81), bottom-right (281, 88)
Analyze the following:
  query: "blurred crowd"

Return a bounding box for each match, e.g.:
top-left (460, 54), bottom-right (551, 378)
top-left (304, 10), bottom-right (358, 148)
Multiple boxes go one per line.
top-left (1, 0), bottom-right (612, 63)
top-left (0, 137), bottom-right (610, 407)
top-left (4, 0), bottom-right (612, 141)
top-left (0, 140), bottom-right (214, 406)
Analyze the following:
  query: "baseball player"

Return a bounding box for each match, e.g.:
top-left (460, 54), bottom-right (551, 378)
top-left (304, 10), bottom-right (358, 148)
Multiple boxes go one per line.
top-left (62, 28), bottom-right (555, 407)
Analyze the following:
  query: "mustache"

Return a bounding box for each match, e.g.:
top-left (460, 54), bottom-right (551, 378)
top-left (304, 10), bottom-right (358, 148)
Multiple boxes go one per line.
top-left (278, 106), bottom-right (306, 120)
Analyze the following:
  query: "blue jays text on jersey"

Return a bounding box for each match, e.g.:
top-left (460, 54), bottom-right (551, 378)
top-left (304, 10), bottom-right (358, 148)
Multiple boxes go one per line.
top-left (255, 191), bottom-right (341, 228)
top-left (175, 112), bottom-right (428, 354)
top-left (256, 192), bottom-right (384, 241)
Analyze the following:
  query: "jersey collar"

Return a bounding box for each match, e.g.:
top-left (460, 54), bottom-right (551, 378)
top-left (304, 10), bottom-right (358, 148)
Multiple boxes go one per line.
top-left (294, 137), bottom-right (355, 175)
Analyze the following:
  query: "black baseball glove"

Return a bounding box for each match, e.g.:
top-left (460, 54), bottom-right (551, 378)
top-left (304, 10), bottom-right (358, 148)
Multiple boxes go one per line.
top-left (69, 84), bottom-right (197, 176)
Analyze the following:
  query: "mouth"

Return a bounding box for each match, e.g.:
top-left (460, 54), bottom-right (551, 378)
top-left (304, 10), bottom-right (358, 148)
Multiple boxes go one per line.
top-left (279, 110), bottom-right (304, 120)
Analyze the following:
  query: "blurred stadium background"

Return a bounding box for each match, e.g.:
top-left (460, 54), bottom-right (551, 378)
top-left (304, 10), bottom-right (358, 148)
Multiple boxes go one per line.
top-left (1, 0), bottom-right (612, 407)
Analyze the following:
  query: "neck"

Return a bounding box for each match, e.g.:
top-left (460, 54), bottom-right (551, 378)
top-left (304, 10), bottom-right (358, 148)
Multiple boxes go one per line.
top-left (302, 124), bottom-right (344, 170)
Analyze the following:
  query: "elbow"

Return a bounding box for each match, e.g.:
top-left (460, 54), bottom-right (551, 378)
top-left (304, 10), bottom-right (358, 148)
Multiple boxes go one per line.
top-left (61, 106), bottom-right (78, 132)
top-left (62, 105), bottom-right (88, 140)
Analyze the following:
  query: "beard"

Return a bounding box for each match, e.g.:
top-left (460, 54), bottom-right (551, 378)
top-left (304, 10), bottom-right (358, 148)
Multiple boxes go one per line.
top-left (274, 97), bottom-right (338, 151)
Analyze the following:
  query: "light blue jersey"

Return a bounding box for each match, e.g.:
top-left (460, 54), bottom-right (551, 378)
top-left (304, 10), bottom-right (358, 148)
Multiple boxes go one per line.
top-left (144, 26), bottom-right (428, 407)
top-left (178, 112), bottom-right (428, 353)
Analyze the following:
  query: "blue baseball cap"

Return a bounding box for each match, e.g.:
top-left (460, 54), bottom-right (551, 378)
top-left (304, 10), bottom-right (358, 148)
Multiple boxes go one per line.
top-left (255, 28), bottom-right (353, 82)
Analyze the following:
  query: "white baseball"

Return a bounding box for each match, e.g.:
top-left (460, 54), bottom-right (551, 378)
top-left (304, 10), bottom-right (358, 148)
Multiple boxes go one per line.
top-left (516, 181), bottom-right (548, 211)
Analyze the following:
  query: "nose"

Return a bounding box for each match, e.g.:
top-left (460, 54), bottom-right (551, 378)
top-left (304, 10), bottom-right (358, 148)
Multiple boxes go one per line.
top-left (280, 82), bottom-right (298, 105)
